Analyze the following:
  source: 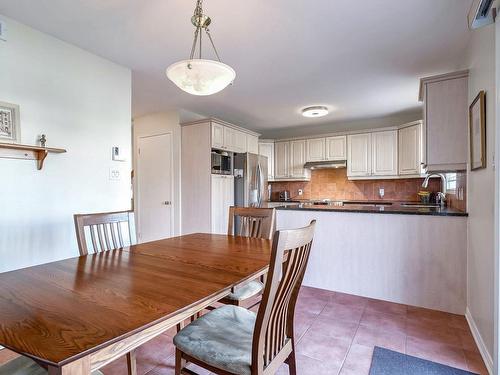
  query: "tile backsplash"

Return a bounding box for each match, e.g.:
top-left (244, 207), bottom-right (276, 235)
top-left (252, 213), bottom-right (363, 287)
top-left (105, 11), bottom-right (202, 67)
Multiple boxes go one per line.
top-left (270, 169), bottom-right (466, 210)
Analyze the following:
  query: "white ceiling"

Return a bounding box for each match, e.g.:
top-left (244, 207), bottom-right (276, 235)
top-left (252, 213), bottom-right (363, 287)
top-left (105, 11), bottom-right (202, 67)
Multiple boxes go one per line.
top-left (0, 0), bottom-right (472, 133)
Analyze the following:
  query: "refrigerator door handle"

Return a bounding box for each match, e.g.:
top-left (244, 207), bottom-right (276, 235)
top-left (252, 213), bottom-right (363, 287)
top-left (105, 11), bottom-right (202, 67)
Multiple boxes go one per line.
top-left (257, 162), bottom-right (264, 206)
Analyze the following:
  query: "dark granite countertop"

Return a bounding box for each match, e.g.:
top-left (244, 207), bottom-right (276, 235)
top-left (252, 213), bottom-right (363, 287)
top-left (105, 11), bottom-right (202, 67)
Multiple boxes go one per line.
top-left (264, 200), bottom-right (468, 217)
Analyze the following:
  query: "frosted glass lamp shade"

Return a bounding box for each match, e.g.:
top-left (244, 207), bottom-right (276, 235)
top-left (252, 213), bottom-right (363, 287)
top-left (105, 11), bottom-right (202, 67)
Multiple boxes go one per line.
top-left (166, 59), bottom-right (236, 96)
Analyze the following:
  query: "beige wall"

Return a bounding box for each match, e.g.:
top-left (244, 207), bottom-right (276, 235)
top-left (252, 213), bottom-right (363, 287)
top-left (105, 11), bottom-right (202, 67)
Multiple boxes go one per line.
top-left (465, 22), bottom-right (496, 372)
top-left (132, 112), bottom-right (182, 236)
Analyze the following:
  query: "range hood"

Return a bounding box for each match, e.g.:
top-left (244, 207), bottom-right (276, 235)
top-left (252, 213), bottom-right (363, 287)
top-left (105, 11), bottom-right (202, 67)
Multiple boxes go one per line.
top-left (304, 160), bottom-right (347, 169)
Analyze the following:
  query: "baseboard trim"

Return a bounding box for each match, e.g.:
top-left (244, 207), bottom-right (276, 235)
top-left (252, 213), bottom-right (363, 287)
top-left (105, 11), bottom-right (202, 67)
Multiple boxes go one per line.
top-left (465, 307), bottom-right (494, 375)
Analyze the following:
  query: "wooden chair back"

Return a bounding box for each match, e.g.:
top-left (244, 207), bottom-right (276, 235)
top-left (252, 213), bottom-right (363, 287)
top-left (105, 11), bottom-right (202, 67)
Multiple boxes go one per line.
top-left (251, 220), bottom-right (316, 374)
top-left (228, 207), bottom-right (275, 240)
top-left (74, 210), bottom-right (136, 255)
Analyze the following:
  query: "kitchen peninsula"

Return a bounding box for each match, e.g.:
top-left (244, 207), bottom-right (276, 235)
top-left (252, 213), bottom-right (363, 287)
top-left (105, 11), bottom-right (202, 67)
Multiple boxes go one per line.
top-left (268, 201), bottom-right (467, 315)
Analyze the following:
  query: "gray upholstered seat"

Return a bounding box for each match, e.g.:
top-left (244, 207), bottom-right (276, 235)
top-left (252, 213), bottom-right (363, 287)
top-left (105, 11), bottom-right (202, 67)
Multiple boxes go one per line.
top-left (0, 356), bottom-right (103, 375)
top-left (225, 280), bottom-right (264, 301)
top-left (173, 305), bottom-right (256, 375)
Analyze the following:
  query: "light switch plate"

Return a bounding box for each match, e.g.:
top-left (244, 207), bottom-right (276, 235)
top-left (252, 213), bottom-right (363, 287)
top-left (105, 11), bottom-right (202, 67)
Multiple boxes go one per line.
top-left (109, 167), bottom-right (121, 181)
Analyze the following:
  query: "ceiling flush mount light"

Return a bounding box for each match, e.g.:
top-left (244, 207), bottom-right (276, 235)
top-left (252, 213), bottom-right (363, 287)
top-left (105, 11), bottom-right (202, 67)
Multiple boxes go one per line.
top-left (166, 0), bottom-right (235, 96)
top-left (302, 106), bottom-right (329, 118)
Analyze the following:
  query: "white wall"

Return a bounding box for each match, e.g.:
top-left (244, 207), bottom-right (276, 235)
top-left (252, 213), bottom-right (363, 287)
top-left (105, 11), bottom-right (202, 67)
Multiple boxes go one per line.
top-left (132, 112), bottom-right (181, 236)
top-left (0, 16), bottom-right (132, 272)
top-left (465, 22), bottom-right (496, 373)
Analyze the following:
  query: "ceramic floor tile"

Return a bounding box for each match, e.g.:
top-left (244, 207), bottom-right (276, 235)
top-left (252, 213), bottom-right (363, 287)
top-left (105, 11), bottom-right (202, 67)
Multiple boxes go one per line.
top-left (276, 353), bottom-right (341, 375)
top-left (463, 349), bottom-right (489, 375)
top-left (359, 309), bottom-right (407, 335)
top-left (406, 336), bottom-right (468, 371)
top-left (332, 292), bottom-right (369, 308)
top-left (297, 331), bottom-right (351, 367)
top-left (319, 302), bottom-right (365, 323)
top-left (406, 320), bottom-right (462, 348)
top-left (307, 315), bottom-right (359, 340)
top-left (339, 344), bottom-right (374, 375)
top-left (0, 349), bottom-right (18, 365)
top-left (353, 324), bottom-right (406, 353)
top-left (365, 298), bottom-right (407, 316)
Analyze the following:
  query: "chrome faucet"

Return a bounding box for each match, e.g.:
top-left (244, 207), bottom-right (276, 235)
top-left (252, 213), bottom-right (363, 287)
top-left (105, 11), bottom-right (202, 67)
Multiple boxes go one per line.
top-left (422, 173), bottom-right (447, 207)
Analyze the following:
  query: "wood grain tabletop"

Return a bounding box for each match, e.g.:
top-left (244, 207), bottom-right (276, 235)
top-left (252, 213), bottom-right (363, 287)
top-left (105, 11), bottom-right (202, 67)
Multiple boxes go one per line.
top-left (0, 233), bottom-right (271, 367)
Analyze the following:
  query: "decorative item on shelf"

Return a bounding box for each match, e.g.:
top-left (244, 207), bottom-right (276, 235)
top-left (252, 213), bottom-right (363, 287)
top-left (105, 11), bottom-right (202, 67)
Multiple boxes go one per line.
top-left (0, 101), bottom-right (20, 144)
top-left (165, 0), bottom-right (235, 96)
top-left (469, 90), bottom-right (486, 170)
top-left (39, 134), bottom-right (46, 147)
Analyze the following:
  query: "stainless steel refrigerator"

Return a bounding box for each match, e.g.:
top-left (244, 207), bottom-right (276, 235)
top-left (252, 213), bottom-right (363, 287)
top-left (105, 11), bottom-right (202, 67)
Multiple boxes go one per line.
top-left (234, 153), bottom-right (268, 207)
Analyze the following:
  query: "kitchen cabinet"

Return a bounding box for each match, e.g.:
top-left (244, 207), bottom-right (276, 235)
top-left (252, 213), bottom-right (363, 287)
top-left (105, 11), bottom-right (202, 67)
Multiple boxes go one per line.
top-left (258, 141), bottom-right (275, 180)
top-left (420, 70), bottom-right (468, 171)
top-left (290, 140), bottom-right (309, 178)
top-left (211, 123), bottom-right (224, 149)
top-left (372, 130), bottom-right (398, 176)
top-left (325, 136), bottom-right (346, 160)
top-left (399, 122), bottom-right (422, 176)
top-left (274, 141), bottom-right (289, 179)
top-left (211, 175), bottom-right (234, 234)
top-left (347, 133), bottom-right (372, 177)
top-left (211, 121), bottom-right (259, 153)
top-left (247, 134), bottom-right (259, 154)
top-left (233, 130), bottom-right (247, 153)
top-left (306, 138), bottom-right (326, 162)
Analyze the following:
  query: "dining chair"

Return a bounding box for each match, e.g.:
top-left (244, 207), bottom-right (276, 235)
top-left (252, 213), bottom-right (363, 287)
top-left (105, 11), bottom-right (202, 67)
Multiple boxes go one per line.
top-left (0, 355), bottom-right (103, 375)
top-left (219, 207), bottom-right (276, 307)
top-left (73, 210), bottom-right (138, 375)
top-left (74, 210), bottom-right (136, 255)
top-left (173, 220), bottom-right (316, 375)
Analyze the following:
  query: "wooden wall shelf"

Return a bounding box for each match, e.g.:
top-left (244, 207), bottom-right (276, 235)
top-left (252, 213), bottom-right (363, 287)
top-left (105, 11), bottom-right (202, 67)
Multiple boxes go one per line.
top-left (0, 142), bottom-right (67, 170)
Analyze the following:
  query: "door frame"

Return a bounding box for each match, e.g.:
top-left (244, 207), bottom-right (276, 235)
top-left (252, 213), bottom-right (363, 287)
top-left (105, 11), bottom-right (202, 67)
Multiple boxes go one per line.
top-left (135, 132), bottom-right (175, 242)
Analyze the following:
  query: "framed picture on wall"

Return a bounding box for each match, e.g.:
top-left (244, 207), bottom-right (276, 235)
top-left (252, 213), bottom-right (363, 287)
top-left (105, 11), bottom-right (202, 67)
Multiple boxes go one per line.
top-left (469, 91), bottom-right (486, 170)
top-left (0, 101), bottom-right (21, 144)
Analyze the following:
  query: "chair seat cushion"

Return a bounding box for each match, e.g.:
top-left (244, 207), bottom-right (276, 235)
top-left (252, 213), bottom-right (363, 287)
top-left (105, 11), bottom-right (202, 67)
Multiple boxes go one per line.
top-left (225, 280), bottom-right (264, 301)
top-left (0, 356), bottom-right (104, 375)
top-left (173, 305), bottom-right (256, 375)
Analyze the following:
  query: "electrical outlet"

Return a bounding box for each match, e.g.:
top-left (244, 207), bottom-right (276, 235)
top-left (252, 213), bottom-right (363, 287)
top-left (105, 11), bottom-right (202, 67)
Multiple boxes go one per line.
top-left (298, 189), bottom-right (303, 196)
top-left (109, 167), bottom-right (121, 181)
top-left (379, 188), bottom-right (385, 198)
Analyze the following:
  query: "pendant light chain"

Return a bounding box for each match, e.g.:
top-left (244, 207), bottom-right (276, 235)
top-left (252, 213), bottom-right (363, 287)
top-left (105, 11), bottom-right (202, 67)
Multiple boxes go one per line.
top-left (187, 0), bottom-right (222, 62)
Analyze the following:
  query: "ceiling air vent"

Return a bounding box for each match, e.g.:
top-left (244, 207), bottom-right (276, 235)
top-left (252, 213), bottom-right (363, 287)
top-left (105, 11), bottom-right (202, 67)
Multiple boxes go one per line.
top-left (468, 0), bottom-right (496, 29)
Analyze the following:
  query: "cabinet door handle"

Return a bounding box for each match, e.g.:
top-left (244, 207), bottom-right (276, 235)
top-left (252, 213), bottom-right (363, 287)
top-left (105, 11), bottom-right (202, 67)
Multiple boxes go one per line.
top-left (162, 201), bottom-right (171, 205)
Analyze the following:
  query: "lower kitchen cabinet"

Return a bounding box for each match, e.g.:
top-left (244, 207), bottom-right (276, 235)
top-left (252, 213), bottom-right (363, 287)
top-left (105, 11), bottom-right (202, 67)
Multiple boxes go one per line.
top-left (211, 175), bottom-right (234, 234)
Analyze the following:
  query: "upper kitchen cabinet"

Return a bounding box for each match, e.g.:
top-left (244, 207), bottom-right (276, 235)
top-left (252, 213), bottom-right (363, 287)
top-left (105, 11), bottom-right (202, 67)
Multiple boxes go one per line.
top-left (372, 130), bottom-right (398, 176)
top-left (290, 140), bottom-right (309, 179)
top-left (274, 141), bottom-right (290, 179)
top-left (399, 121), bottom-right (423, 176)
top-left (419, 70), bottom-right (468, 171)
top-left (274, 140), bottom-right (310, 181)
top-left (211, 123), bottom-right (224, 149)
top-left (306, 138), bottom-right (326, 162)
top-left (325, 136), bottom-right (347, 160)
top-left (258, 140), bottom-right (275, 181)
top-left (247, 134), bottom-right (259, 154)
top-left (347, 133), bottom-right (372, 177)
top-left (210, 119), bottom-right (260, 153)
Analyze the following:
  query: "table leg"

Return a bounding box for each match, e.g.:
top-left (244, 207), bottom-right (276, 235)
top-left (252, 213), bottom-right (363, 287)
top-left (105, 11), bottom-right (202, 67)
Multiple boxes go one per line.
top-left (126, 350), bottom-right (138, 375)
top-left (48, 357), bottom-right (91, 374)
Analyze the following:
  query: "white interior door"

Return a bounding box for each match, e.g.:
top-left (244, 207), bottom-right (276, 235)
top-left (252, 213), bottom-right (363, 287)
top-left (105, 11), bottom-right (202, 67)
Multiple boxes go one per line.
top-left (137, 133), bottom-right (173, 243)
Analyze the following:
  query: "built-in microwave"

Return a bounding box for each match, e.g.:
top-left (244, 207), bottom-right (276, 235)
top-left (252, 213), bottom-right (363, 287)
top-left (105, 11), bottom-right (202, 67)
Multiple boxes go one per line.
top-left (211, 150), bottom-right (233, 175)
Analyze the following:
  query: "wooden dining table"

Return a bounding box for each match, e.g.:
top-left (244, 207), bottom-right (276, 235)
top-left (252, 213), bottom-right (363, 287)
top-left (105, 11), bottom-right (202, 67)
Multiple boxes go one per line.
top-left (0, 233), bottom-right (272, 374)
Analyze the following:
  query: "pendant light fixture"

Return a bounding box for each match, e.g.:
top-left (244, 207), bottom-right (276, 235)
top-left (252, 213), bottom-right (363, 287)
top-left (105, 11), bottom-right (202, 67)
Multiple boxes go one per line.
top-left (166, 0), bottom-right (235, 96)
